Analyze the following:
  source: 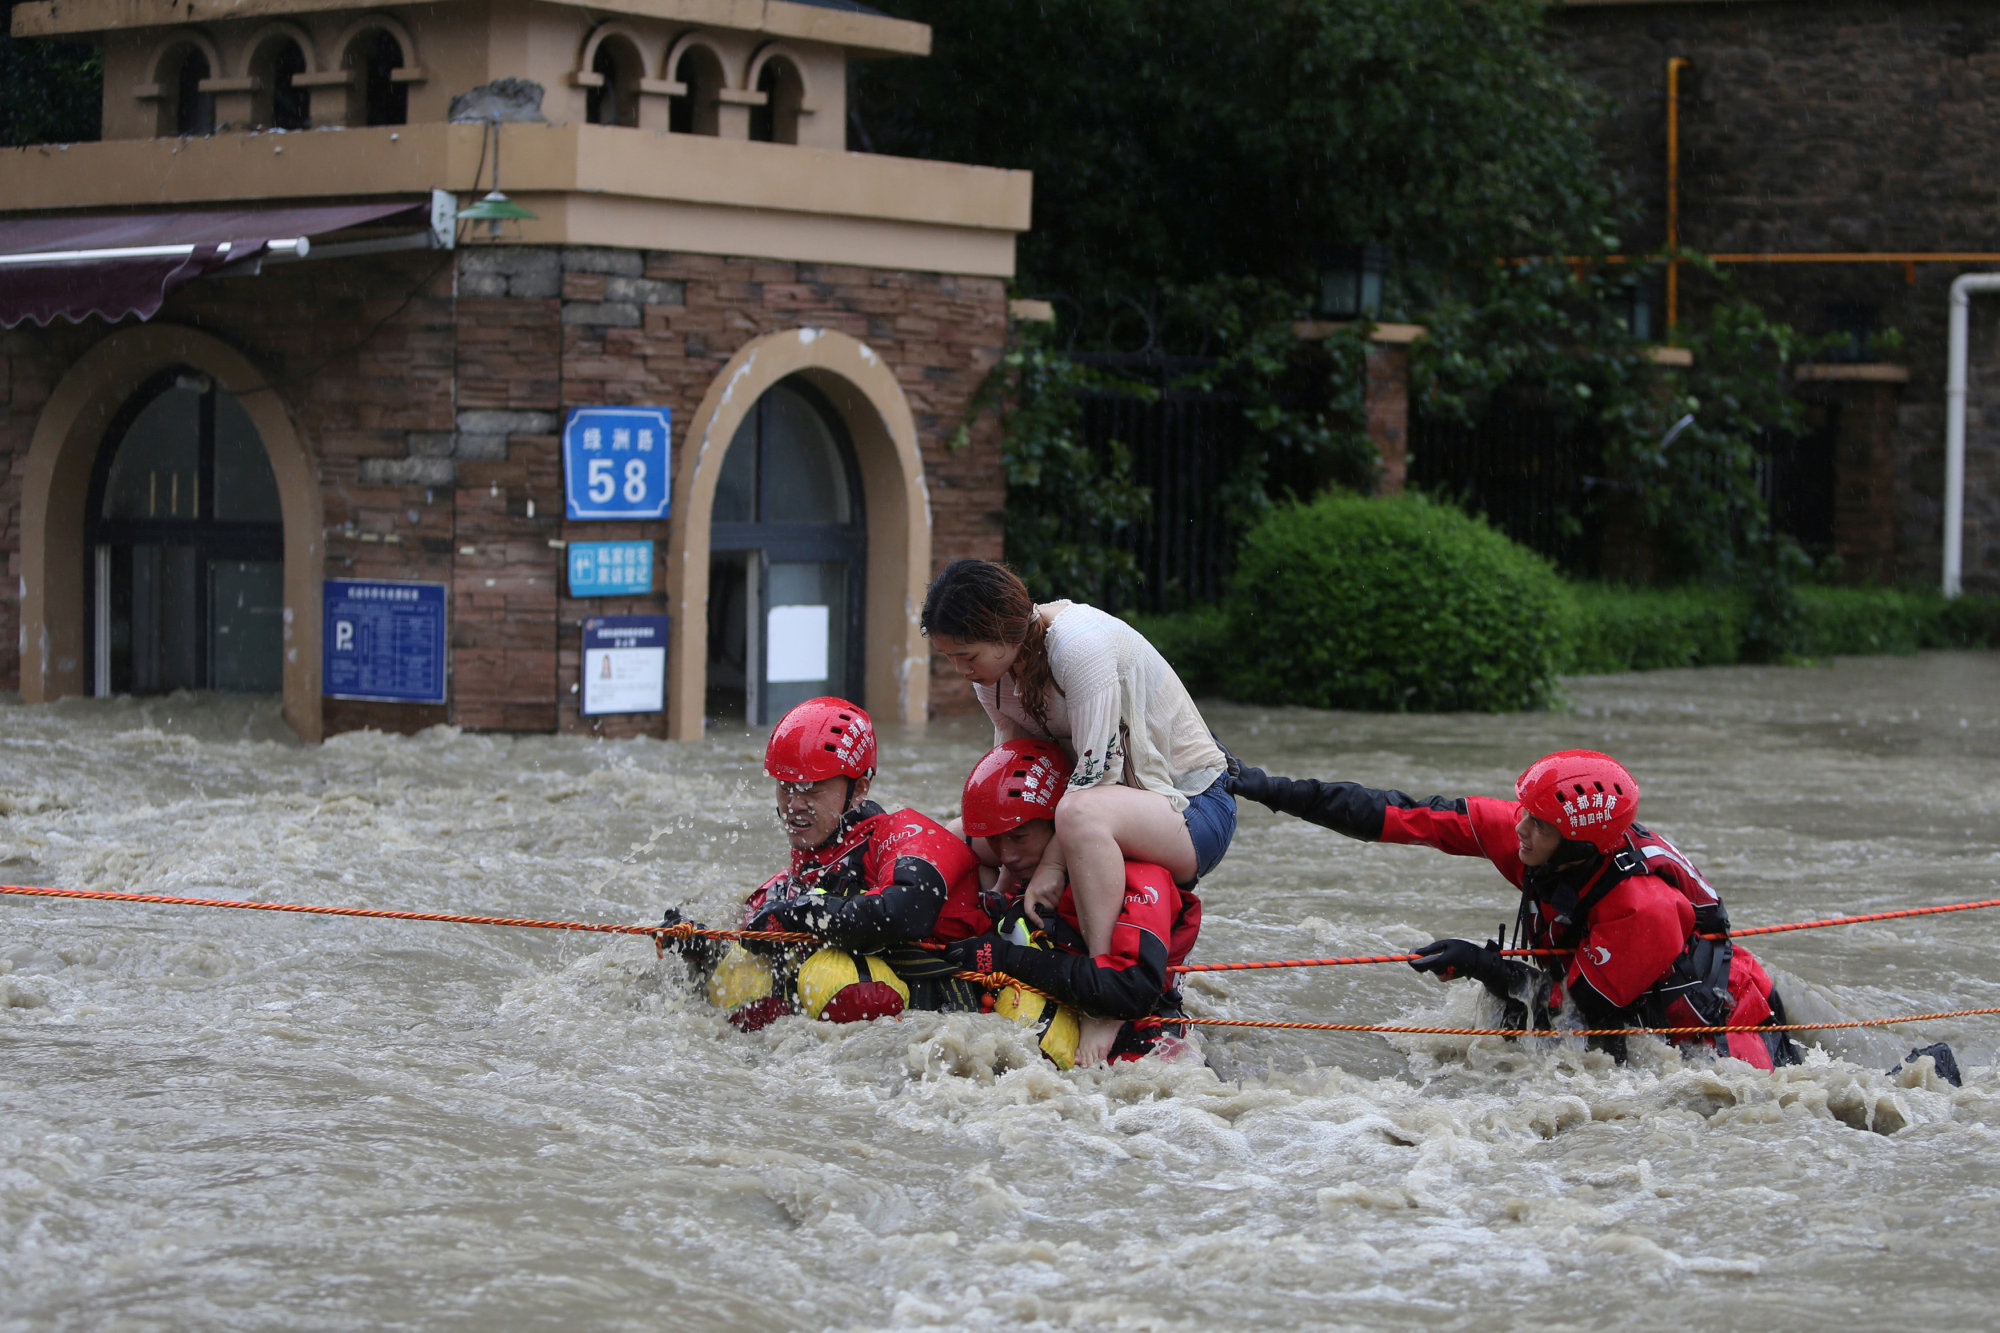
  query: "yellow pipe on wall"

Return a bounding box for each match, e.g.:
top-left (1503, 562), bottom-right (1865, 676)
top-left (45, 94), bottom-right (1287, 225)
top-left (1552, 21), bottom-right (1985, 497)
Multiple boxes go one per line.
top-left (1666, 56), bottom-right (1690, 331)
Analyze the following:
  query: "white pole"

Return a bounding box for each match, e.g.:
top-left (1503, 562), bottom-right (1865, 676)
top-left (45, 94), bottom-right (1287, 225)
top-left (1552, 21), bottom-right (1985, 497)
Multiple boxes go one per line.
top-left (1944, 275), bottom-right (2000, 597)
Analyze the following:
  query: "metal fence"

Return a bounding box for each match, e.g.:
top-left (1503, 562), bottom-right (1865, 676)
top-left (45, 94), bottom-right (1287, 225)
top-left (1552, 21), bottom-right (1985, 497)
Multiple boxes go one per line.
top-left (1410, 396), bottom-right (1838, 577)
top-left (1071, 354), bottom-right (1325, 614)
top-left (1410, 394), bottom-right (1608, 576)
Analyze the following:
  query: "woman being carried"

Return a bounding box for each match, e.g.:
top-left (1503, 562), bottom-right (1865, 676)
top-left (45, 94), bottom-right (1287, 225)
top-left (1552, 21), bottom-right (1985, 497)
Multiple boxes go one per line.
top-left (921, 559), bottom-right (1235, 1065)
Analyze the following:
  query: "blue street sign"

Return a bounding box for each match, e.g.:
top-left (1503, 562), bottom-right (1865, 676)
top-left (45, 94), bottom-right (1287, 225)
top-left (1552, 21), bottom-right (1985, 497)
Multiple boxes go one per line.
top-left (568, 540), bottom-right (654, 597)
top-left (323, 579), bottom-right (448, 704)
top-left (563, 406), bottom-right (672, 520)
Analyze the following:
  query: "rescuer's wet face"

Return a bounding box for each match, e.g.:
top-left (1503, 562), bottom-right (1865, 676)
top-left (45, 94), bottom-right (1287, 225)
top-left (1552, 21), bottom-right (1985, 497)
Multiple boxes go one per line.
top-left (777, 776), bottom-right (865, 851)
top-left (994, 818), bottom-right (1057, 881)
top-left (1515, 809), bottom-right (1564, 867)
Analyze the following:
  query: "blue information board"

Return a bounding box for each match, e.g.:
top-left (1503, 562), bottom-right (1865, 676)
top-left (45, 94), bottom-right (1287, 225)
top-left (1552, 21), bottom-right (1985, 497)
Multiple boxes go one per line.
top-left (568, 540), bottom-right (654, 597)
top-left (582, 614), bottom-right (669, 716)
top-left (323, 579), bottom-right (448, 704)
top-left (563, 406), bottom-right (672, 521)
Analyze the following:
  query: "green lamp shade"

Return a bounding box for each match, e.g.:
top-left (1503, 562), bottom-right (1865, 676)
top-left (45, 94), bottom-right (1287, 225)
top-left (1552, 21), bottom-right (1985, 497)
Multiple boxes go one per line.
top-left (456, 191), bottom-right (537, 222)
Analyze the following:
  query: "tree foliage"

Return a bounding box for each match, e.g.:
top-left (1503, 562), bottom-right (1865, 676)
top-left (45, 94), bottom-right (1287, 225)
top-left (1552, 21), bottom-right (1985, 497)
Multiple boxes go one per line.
top-left (858, 0), bottom-right (1613, 334)
top-left (0, 1), bottom-right (100, 147)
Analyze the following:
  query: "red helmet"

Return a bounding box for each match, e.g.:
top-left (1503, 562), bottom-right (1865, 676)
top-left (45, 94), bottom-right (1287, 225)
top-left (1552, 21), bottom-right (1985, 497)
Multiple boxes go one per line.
top-left (1515, 750), bottom-right (1640, 853)
top-left (765, 697), bottom-right (876, 783)
top-left (961, 739), bottom-right (1072, 837)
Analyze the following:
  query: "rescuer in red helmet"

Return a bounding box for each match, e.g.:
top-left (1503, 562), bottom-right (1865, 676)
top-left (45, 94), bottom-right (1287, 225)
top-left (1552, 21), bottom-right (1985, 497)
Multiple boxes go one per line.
top-left (1227, 749), bottom-right (1806, 1069)
top-left (659, 697), bottom-right (990, 1030)
top-left (940, 739), bottom-right (1203, 1068)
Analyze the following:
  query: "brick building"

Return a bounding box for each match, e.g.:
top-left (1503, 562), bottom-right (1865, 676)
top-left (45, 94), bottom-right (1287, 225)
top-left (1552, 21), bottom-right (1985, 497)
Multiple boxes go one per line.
top-left (1, 0), bottom-right (1030, 740)
top-left (1554, 0), bottom-right (2000, 593)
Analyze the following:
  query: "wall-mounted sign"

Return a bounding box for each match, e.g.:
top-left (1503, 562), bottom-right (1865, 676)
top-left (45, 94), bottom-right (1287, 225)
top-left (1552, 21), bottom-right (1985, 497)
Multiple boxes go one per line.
top-left (323, 579), bottom-right (448, 705)
top-left (563, 406), bottom-right (671, 521)
top-left (767, 603), bottom-right (830, 683)
top-left (582, 614), bottom-right (669, 716)
top-left (568, 540), bottom-right (654, 597)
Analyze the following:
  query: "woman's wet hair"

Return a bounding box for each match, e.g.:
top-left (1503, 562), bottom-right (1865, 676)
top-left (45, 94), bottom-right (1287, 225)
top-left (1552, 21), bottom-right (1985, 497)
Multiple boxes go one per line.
top-left (920, 559), bottom-right (1058, 729)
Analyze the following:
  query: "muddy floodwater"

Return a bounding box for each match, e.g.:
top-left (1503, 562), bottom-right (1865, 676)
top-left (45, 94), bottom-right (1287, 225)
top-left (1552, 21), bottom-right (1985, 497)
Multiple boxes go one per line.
top-left (4, 652), bottom-right (2000, 1331)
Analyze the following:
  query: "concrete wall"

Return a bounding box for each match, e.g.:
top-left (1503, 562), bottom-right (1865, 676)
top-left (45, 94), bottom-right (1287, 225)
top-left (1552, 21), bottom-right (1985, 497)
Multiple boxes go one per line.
top-left (0, 245), bottom-right (1006, 732)
top-left (1553, 0), bottom-right (2000, 591)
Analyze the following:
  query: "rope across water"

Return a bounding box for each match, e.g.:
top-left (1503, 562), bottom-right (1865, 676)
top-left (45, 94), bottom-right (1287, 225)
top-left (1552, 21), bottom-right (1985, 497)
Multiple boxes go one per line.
top-left (7, 882), bottom-right (1998, 1041)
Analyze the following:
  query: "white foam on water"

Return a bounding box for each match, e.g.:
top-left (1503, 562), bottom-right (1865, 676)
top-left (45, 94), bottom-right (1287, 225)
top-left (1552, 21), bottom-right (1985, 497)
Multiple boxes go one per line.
top-left (2, 653), bottom-right (2000, 1328)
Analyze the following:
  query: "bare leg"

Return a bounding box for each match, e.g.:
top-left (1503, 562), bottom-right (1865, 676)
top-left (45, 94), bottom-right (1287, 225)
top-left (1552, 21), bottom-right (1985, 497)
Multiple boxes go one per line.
top-left (1052, 785), bottom-right (1198, 953)
top-left (1048, 786), bottom-right (1199, 1068)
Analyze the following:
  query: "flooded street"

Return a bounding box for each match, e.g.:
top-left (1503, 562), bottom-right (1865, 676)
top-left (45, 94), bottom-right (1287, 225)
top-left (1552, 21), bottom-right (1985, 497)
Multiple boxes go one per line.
top-left (4, 651), bottom-right (2000, 1331)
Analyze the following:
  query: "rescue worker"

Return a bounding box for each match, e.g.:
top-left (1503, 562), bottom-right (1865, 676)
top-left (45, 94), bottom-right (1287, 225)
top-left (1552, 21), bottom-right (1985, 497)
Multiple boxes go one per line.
top-left (660, 697), bottom-right (989, 1030)
top-left (940, 739), bottom-right (1202, 1068)
top-left (1227, 748), bottom-right (1804, 1068)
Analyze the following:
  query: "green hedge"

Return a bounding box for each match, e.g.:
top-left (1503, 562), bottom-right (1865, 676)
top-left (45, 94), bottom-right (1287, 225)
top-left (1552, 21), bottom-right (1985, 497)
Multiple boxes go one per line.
top-left (1218, 492), bottom-right (1571, 711)
top-left (1132, 494), bottom-right (2000, 707)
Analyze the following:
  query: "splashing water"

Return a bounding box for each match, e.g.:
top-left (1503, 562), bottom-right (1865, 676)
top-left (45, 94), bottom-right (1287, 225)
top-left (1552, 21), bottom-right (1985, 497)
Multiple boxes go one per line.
top-left (3, 652), bottom-right (1998, 1330)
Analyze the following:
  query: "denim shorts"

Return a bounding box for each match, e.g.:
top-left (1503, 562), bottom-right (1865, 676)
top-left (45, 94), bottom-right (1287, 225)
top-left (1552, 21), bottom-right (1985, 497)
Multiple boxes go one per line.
top-left (1181, 773), bottom-right (1237, 882)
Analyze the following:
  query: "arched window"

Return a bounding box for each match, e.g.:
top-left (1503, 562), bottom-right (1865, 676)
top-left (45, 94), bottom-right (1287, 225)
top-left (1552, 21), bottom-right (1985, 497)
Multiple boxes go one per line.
top-left (250, 36), bottom-right (310, 131)
top-left (586, 35), bottom-right (643, 127)
top-left (160, 44), bottom-right (216, 137)
top-left (749, 56), bottom-right (804, 144)
top-left (346, 29), bottom-right (407, 126)
top-left (669, 44), bottom-right (723, 136)
top-left (707, 378), bottom-right (864, 723)
top-left (88, 371), bottom-right (285, 695)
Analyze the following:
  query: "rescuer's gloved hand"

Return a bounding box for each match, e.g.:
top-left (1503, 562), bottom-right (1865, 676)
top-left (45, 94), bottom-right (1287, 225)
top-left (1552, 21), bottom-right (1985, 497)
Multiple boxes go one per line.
top-left (743, 897), bottom-right (823, 953)
top-left (1225, 764), bottom-right (1275, 804)
top-left (942, 933), bottom-right (1020, 978)
top-left (1213, 735), bottom-right (1242, 780)
top-left (655, 907), bottom-right (721, 968)
top-left (1409, 937), bottom-right (1503, 983)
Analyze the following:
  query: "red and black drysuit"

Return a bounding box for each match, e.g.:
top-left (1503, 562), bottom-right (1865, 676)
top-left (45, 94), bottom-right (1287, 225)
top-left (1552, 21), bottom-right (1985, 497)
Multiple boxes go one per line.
top-left (1230, 771), bottom-right (1799, 1069)
top-left (670, 799), bottom-right (991, 1011)
top-left (943, 861), bottom-right (1203, 1060)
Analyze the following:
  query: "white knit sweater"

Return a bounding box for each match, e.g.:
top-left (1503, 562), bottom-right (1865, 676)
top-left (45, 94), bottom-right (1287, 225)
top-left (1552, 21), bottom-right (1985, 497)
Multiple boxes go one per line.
top-left (974, 601), bottom-right (1226, 812)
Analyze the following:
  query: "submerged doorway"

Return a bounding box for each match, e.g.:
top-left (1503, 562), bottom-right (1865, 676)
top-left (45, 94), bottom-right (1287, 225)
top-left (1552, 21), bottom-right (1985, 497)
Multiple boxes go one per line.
top-left (86, 370), bottom-right (285, 695)
top-left (705, 378), bottom-right (865, 725)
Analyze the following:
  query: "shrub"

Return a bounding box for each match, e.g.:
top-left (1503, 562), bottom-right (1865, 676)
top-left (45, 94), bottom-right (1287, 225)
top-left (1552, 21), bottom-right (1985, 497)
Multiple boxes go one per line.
top-left (1563, 584), bottom-right (1747, 673)
top-left (1126, 605), bottom-right (1231, 697)
top-left (1222, 492), bottom-right (1572, 711)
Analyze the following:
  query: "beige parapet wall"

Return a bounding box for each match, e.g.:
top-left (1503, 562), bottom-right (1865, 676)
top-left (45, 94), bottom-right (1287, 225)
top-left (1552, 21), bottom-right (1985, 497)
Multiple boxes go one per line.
top-left (0, 123), bottom-right (1032, 277)
top-left (11, 0), bottom-right (931, 56)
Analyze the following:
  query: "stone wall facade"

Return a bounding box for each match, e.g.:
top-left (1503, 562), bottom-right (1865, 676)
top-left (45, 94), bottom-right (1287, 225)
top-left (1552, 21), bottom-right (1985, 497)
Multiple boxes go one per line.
top-left (1551, 0), bottom-right (2000, 591)
top-left (0, 245), bottom-right (1007, 729)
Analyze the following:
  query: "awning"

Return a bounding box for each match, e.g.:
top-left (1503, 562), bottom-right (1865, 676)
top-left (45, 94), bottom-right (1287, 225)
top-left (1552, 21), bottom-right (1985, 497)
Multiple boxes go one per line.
top-left (0, 201), bottom-right (439, 330)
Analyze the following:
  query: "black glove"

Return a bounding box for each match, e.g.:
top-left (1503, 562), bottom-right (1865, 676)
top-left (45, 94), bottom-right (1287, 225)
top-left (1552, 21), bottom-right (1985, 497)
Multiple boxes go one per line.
top-left (1226, 763), bottom-right (1276, 804)
top-left (656, 907), bottom-right (722, 968)
top-left (1214, 734), bottom-right (1242, 779)
top-left (1413, 937), bottom-right (1552, 1024)
top-left (942, 933), bottom-right (1017, 977)
top-left (1409, 937), bottom-right (1504, 984)
top-left (743, 898), bottom-right (823, 954)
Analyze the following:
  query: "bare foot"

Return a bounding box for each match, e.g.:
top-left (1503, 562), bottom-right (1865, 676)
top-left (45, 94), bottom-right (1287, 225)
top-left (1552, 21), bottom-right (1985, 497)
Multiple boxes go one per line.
top-left (1075, 1016), bottom-right (1121, 1067)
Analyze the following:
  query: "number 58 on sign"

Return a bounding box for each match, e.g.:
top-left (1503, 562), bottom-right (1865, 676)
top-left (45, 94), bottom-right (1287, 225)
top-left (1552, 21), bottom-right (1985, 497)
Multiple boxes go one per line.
top-left (562, 406), bottom-right (673, 521)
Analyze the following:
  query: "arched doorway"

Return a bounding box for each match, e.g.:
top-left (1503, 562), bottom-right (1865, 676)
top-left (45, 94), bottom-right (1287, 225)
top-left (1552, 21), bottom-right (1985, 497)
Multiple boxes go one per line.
top-left (86, 369), bottom-right (286, 694)
top-left (665, 327), bottom-right (932, 742)
top-left (706, 378), bottom-right (865, 724)
top-left (20, 324), bottom-right (325, 739)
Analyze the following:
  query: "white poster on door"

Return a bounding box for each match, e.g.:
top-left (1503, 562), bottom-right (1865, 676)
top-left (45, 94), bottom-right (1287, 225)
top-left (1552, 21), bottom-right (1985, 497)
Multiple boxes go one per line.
top-left (766, 604), bottom-right (830, 683)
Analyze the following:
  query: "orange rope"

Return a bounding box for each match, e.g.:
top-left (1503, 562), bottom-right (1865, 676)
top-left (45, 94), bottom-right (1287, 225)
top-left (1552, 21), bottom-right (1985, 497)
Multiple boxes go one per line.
top-left (1169, 896), bottom-right (2000, 973)
top-left (1174, 948), bottom-right (1563, 974)
top-left (8, 882), bottom-right (1997, 1044)
top-left (1724, 898), bottom-right (2000, 939)
top-left (0, 883), bottom-right (818, 945)
top-left (1161, 1006), bottom-right (2000, 1036)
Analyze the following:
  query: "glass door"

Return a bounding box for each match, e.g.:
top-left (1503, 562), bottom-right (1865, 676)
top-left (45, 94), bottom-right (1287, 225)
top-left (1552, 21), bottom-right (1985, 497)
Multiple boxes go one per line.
top-left (86, 370), bottom-right (286, 695)
top-left (707, 378), bottom-right (865, 725)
